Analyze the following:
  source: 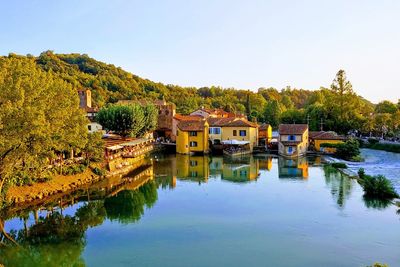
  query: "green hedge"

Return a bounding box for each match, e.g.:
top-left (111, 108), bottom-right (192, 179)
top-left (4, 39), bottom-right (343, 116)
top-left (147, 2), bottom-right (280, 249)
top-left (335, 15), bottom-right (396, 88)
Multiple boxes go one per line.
top-left (366, 143), bottom-right (400, 153)
top-left (358, 168), bottom-right (399, 199)
top-left (331, 162), bottom-right (347, 169)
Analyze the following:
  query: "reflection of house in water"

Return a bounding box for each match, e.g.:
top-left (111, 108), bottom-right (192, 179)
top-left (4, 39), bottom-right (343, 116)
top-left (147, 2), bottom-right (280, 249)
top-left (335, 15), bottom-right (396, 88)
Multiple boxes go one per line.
top-left (220, 156), bottom-right (260, 183)
top-left (278, 157), bottom-right (309, 179)
top-left (175, 154), bottom-right (210, 184)
top-left (257, 156), bottom-right (273, 171)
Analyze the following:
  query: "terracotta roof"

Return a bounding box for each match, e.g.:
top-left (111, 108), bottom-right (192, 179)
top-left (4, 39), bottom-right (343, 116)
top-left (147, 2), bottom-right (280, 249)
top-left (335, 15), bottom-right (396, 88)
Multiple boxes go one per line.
top-left (174, 114), bottom-right (203, 121)
top-left (259, 123), bottom-right (271, 130)
top-left (309, 131), bottom-right (346, 140)
top-left (177, 120), bottom-right (206, 132)
top-left (207, 117), bottom-right (237, 126)
top-left (200, 108), bottom-right (229, 115)
top-left (279, 124), bottom-right (308, 135)
top-left (224, 119), bottom-right (258, 128)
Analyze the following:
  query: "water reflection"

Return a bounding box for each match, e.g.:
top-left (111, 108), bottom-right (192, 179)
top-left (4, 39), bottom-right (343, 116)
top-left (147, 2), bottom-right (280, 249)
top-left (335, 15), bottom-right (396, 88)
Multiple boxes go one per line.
top-left (278, 157), bottom-right (309, 179)
top-left (323, 165), bottom-right (354, 209)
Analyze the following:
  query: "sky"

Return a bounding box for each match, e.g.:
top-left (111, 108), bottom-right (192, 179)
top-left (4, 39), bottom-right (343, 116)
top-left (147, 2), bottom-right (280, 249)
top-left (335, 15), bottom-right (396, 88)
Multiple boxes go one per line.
top-left (1, 0), bottom-right (399, 103)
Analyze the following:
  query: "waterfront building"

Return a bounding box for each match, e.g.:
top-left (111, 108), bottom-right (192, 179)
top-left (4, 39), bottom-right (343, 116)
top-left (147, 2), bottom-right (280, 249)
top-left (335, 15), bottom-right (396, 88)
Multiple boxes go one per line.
top-left (176, 120), bottom-right (210, 154)
top-left (309, 131), bottom-right (346, 153)
top-left (278, 124), bottom-right (309, 157)
top-left (258, 123), bottom-right (272, 146)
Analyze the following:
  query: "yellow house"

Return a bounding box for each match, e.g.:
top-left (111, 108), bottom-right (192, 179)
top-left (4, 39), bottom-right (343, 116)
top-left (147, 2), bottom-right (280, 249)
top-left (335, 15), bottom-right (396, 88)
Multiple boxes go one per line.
top-left (309, 131), bottom-right (346, 154)
top-left (258, 123), bottom-right (272, 146)
top-left (221, 119), bottom-right (259, 151)
top-left (278, 124), bottom-right (309, 157)
top-left (222, 156), bottom-right (260, 183)
top-left (176, 120), bottom-right (209, 154)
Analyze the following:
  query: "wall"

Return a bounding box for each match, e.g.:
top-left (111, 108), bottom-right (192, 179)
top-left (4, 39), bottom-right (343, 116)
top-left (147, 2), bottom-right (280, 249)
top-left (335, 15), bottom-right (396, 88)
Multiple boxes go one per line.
top-left (315, 139), bottom-right (344, 153)
top-left (222, 126), bottom-right (258, 150)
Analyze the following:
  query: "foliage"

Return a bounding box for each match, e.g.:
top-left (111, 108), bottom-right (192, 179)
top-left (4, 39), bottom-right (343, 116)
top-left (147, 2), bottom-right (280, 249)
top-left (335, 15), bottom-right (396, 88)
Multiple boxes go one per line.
top-left (92, 167), bottom-right (105, 176)
top-left (0, 56), bottom-right (88, 200)
top-left (263, 100), bottom-right (282, 127)
top-left (358, 168), bottom-right (399, 199)
top-left (96, 103), bottom-right (153, 137)
top-left (366, 263), bottom-right (389, 267)
top-left (335, 139), bottom-right (361, 161)
top-left (320, 143), bottom-right (339, 148)
top-left (330, 162), bottom-right (348, 169)
top-left (84, 132), bottom-right (104, 164)
top-left (364, 142), bottom-right (400, 153)
top-left (62, 164), bottom-right (87, 175)
top-left (368, 138), bottom-right (379, 145)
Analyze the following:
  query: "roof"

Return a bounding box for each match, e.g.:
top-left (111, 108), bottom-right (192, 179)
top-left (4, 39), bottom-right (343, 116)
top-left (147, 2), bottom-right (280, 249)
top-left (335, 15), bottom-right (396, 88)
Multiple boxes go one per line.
top-left (279, 124), bottom-right (308, 135)
top-left (259, 123), bottom-right (271, 130)
top-left (224, 119), bottom-right (258, 128)
top-left (309, 131), bottom-right (346, 140)
top-left (174, 114), bottom-right (203, 121)
top-left (177, 120), bottom-right (207, 132)
top-left (207, 117), bottom-right (236, 126)
top-left (199, 108), bottom-right (230, 116)
top-left (207, 117), bottom-right (257, 128)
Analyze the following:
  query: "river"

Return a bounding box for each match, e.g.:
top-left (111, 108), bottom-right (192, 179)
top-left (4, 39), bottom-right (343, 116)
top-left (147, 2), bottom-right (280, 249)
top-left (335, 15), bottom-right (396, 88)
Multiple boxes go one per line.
top-left (0, 153), bottom-right (399, 267)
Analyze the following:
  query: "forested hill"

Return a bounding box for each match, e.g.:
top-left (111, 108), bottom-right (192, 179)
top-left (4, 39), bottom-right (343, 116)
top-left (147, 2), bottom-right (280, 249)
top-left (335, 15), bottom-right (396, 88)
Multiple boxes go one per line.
top-left (5, 51), bottom-right (399, 135)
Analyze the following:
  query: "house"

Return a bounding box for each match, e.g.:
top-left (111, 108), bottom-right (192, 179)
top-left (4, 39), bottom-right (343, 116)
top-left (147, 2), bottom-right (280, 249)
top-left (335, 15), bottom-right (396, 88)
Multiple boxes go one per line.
top-left (207, 117), bottom-right (237, 145)
top-left (172, 114), bottom-right (202, 142)
top-left (278, 157), bottom-right (309, 179)
top-left (278, 124), bottom-right (309, 157)
top-left (221, 119), bottom-right (259, 151)
top-left (176, 120), bottom-right (209, 154)
top-left (309, 131), bottom-right (346, 153)
top-left (258, 123), bottom-right (272, 146)
top-left (78, 89), bottom-right (102, 133)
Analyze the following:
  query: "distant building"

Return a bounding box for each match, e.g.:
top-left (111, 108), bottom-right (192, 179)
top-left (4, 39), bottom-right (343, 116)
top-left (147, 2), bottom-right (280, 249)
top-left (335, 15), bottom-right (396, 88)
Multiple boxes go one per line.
top-left (309, 131), bottom-right (346, 153)
top-left (78, 89), bottom-right (102, 133)
top-left (176, 120), bottom-right (209, 154)
top-left (258, 123), bottom-right (272, 146)
top-left (190, 108), bottom-right (245, 119)
top-left (278, 124), bottom-right (309, 157)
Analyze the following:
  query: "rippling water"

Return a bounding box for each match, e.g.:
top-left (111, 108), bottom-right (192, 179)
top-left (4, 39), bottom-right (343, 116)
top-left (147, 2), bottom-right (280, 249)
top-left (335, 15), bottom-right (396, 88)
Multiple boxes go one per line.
top-left (0, 154), bottom-right (399, 267)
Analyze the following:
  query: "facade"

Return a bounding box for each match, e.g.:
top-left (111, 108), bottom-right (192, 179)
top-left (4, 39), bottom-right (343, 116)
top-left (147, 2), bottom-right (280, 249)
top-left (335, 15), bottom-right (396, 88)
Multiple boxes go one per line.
top-left (78, 89), bottom-right (92, 109)
top-left (309, 131), bottom-right (346, 153)
top-left (176, 120), bottom-right (209, 154)
top-left (88, 122), bottom-right (103, 133)
top-left (258, 123), bottom-right (272, 146)
top-left (172, 114), bottom-right (202, 142)
top-left (278, 157), bottom-right (309, 179)
top-left (278, 124), bottom-right (309, 157)
top-left (78, 89), bottom-right (101, 133)
top-left (207, 117), bottom-right (236, 145)
top-left (221, 119), bottom-right (259, 151)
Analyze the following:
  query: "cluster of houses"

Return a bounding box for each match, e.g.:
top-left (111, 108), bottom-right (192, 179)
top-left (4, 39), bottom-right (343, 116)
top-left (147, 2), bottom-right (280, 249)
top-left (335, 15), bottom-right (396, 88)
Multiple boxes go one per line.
top-left (78, 89), bottom-right (346, 158)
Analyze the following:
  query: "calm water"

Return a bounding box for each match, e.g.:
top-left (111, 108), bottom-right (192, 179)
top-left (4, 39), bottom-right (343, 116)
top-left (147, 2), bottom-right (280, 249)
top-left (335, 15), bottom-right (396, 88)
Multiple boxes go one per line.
top-left (1, 154), bottom-right (399, 267)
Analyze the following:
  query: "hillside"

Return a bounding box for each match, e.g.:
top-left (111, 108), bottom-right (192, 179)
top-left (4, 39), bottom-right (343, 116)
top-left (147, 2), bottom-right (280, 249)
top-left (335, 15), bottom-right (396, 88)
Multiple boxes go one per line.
top-left (4, 51), bottom-right (387, 134)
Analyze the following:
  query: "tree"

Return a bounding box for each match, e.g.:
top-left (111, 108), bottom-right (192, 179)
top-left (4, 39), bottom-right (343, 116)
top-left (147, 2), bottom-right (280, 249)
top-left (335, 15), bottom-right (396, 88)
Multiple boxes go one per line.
top-left (280, 109), bottom-right (305, 124)
top-left (83, 132), bottom-right (104, 165)
top-left (375, 100), bottom-right (398, 114)
top-left (330, 70), bottom-right (354, 121)
top-left (96, 104), bottom-right (145, 137)
top-left (0, 57), bottom-right (88, 197)
top-left (263, 100), bottom-right (282, 127)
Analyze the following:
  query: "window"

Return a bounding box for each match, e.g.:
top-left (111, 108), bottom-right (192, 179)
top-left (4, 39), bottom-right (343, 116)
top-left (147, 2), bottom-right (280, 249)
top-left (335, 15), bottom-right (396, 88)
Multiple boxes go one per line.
top-left (189, 131), bottom-right (197, 136)
top-left (190, 160), bottom-right (198, 166)
top-left (190, 141), bottom-right (198, 147)
top-left (190, 171), bottom-right (198, 177)
top-left (88, 125), bottom-right (92, 131)
top-left (289, 135), bottom-right (296, 141)
top-left (233, 130), bottom-right (237, 136)
top-left (239, 130), bottom-right (246, 136)
top-left (209, 127), bottom-right (221, 134)
top-left (288, 146), bottom-right (293, 153)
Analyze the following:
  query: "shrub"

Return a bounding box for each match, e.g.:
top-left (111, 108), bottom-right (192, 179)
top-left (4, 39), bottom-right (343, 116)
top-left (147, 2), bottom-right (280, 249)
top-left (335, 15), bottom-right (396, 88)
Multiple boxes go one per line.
top-left (320, 143), bottom-right (339, 148)
top-left (62, 164), bottom-right (87, 175)
top-left (368, 138), bottom-right (379, 145)
top-left (331, 162), bottom-right (347, 169)
top-left (358, 169), bottom-right (399, 199)
top-left (335, 138), bottom-right (360, 161)
top-left (367, 143), bottom-right (400, 153)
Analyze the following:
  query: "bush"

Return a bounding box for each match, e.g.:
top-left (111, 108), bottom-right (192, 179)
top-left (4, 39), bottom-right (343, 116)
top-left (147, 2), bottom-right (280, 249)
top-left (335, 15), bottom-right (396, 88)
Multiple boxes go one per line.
top-left (331, 162), bottom-right (347, 169)
top-left (367, 143), bottom-right (400, 153)
top-left (358, 169), bottom-right (399, 199)
top-left (320, 143), bottom-right (339, 148)
top-left (62, 164), bottom-right (87, 175)
top-left (335, 138), bottom-right (360, 161)
top-left (368, 138), bottom-right (379, 145)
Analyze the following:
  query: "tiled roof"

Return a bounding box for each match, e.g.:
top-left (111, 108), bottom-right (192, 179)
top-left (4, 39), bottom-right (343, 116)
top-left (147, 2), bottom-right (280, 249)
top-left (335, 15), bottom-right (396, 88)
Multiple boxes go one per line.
top-left (309, 131), bottom-right (346, 140)
top-left (224, 119), bottom-right (258, 128)
top-left (177, 120), bottom-right (206, 132)
top-left (207, 117), bottom-right (237, 126)
top-left (174, 114), bottom-right (203, 121)
top-left (279, 124), bottom-right (308, 135)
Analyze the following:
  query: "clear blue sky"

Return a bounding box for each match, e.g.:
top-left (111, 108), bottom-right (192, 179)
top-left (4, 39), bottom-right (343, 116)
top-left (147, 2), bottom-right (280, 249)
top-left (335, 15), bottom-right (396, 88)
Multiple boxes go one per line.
top-left (1, 0), bottom-right (399, 103)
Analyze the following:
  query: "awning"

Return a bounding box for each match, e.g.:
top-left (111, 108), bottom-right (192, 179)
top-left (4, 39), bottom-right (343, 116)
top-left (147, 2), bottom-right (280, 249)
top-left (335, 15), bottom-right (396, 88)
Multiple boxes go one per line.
top-left (106, 145), bottom-right (123, 151)
top-left (221, 140), bottom-right (250, 145)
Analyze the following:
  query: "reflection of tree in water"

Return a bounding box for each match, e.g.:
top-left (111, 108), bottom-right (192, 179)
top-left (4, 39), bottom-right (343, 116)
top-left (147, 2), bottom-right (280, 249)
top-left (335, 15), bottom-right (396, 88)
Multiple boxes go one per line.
top-left (0, 212), bottom-right (87, 267)
top-left (363, 196), bottom-right (392, 210)
top-left (0, 180), bottom-right (158, 266)
top-left (323, 165), bottom-right (353, 209)
top-left (104, 180), bottom-right (158, 224)
top-left (155, 175), bottom-right (175, 190)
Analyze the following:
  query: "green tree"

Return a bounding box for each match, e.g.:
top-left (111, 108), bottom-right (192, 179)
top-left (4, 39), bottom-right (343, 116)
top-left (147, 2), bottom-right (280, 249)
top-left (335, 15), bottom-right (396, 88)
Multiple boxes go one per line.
top-left (83, 132), bottom-right (104, 165)
top-left (0, 56), bottom-right (88, 197)
top-left (263, 100), bottom-right (282, 127)
top-left (375, 100), bottom-right (398, 114)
